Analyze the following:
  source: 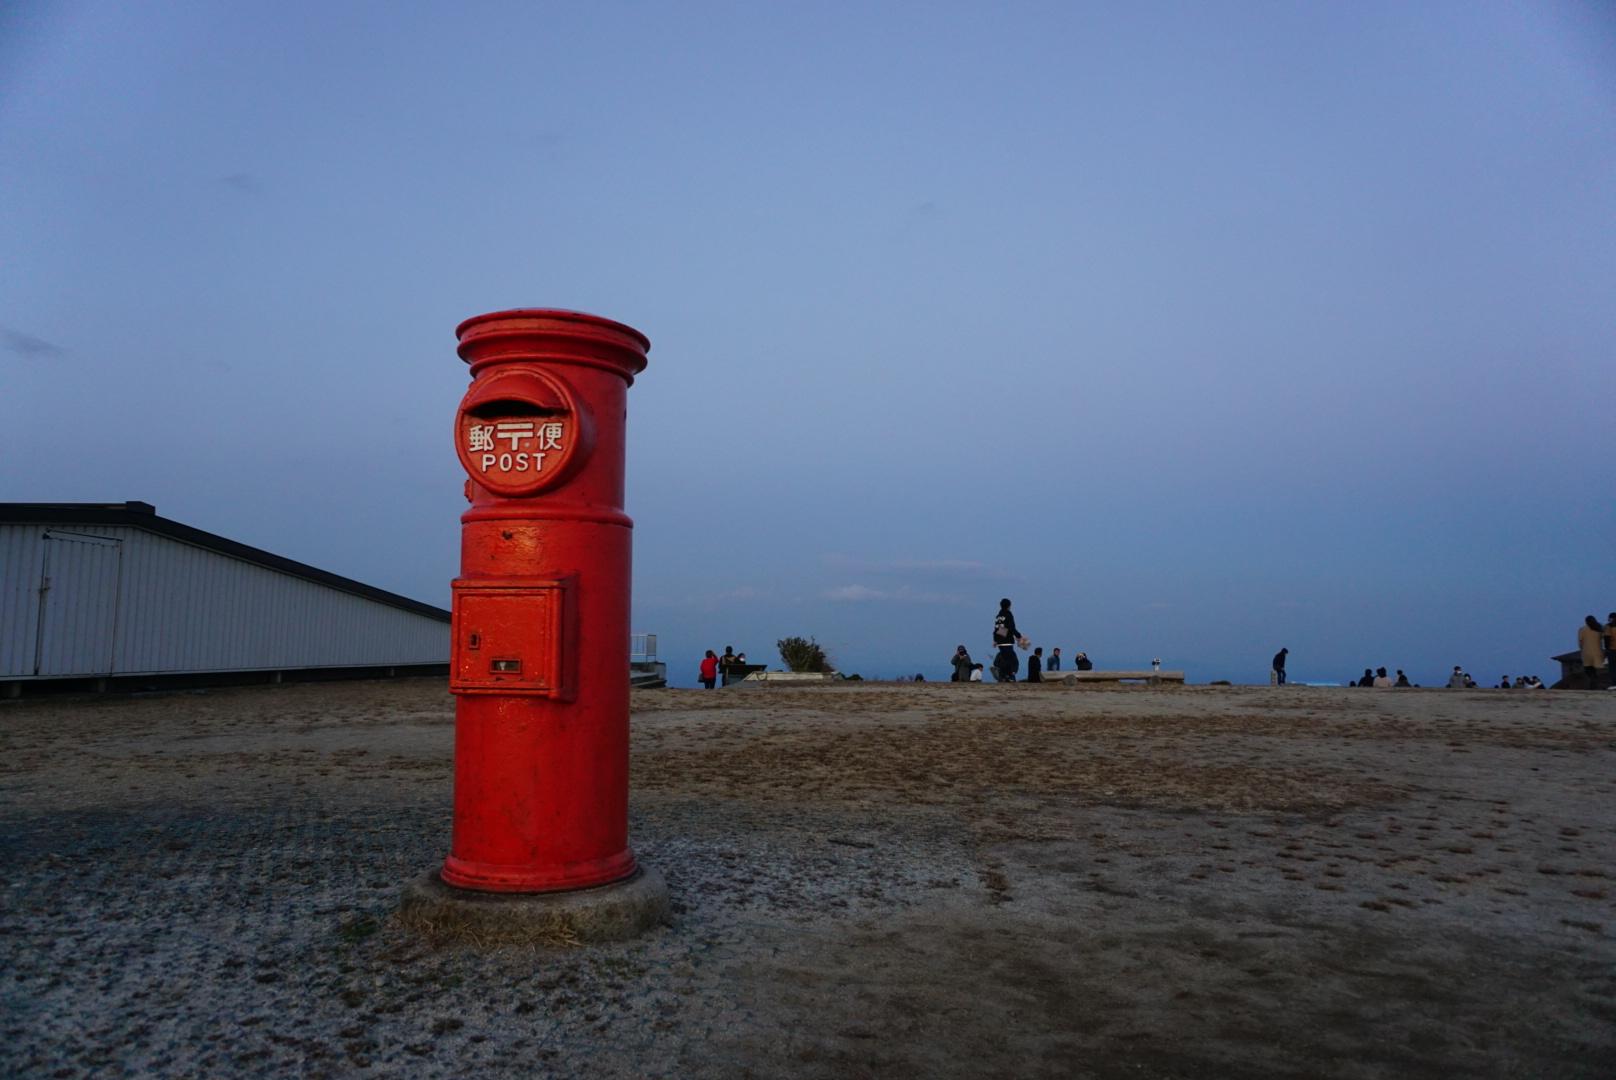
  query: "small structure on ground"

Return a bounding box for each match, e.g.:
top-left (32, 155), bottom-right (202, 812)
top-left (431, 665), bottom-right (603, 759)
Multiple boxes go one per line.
top-left (630, 633), bottom-right (667, 688)
top-left (1045, 669), bottom-right (1187, 686)
top-left (0, 501), bottom-right (448, 697)
top-left (742, 670), bottom-right (837, 684)
top-left (1550, 651), bottom-right (1612, 690)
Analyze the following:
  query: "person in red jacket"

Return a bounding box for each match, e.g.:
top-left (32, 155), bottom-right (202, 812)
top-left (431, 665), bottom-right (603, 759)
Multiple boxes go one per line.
top-left (699, 650), bottom-right (719, 689)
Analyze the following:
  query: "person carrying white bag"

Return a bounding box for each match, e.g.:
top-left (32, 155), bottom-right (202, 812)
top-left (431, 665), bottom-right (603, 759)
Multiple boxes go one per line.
top-left (991, 598), bottom-right (1029, 683)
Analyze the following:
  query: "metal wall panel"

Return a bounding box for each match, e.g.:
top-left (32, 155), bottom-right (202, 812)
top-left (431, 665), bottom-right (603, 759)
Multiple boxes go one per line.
top-left (110, 528), bottom-right (450, 673)
top-left (0, 526), bottom-right (48, 677)
top-left (2, 521), bottom-right (448, 678)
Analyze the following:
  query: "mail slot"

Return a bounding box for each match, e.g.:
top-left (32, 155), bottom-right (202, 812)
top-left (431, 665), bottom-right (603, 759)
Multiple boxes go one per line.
top-left (454, 369), bottom-right (595, 498)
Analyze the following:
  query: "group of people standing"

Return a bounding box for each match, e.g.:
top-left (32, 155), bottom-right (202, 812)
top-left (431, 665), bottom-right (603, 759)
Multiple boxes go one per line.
top-left (697, 646), bottom-right (749, 689)
top-left (947, 599), bottom-right (1093, 683)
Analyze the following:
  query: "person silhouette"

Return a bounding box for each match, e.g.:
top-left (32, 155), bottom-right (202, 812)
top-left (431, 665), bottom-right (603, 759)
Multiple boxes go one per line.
top-left (951, 645), bottom-right (974, 683)
top-left (991, 598), bottom-right (1023, 682)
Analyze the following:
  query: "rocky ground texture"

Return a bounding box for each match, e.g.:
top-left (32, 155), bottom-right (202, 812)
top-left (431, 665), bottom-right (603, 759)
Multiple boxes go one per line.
top-left (2, 680), bottom-right (1613, 1078)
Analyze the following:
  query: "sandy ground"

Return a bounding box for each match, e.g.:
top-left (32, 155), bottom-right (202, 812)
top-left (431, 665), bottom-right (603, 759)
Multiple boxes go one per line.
top-left (2, 679), bottom-right (1613, 1079)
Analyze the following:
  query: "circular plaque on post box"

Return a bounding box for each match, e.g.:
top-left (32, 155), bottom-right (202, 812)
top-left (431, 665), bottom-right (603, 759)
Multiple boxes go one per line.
top-left (454, 369), bottom-right (595, 497)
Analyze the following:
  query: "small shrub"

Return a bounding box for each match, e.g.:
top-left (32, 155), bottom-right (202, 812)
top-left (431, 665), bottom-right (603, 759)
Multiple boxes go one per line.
top-left (777, 636), bottom-right (832, 673)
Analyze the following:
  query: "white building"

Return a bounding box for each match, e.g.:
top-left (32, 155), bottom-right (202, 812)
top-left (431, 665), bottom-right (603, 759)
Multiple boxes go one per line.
top-left (1, 501), bottom-right (448, 696)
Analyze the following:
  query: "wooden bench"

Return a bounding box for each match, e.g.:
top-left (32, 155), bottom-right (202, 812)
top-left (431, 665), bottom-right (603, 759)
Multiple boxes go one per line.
top-left (1044, 670), bottom-right (1185, 685)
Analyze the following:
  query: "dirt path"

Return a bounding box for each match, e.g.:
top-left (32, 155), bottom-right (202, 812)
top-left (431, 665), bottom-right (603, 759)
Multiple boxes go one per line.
top-left (3, 681), bottom-right (1612, 1077)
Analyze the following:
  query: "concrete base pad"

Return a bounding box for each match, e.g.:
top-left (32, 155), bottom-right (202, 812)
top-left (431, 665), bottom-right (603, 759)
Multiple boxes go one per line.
top-left (397, 866), bottom-right (668, 945)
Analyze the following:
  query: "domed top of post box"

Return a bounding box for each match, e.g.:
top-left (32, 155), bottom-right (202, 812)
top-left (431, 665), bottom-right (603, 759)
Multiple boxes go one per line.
top-left (456, 309), bottom-right (650, 381)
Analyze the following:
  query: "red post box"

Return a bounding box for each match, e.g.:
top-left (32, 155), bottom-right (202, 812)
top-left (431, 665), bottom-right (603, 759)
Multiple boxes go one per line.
top-left (442, 309), bottom-right (650, 893)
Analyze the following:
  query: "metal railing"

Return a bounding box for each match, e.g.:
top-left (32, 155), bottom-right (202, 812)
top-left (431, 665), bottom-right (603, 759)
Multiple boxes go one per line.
top-left (629, 633), bottom-right (658, 663)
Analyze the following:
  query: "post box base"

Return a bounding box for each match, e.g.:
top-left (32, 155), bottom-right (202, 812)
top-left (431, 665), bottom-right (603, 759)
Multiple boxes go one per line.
top-left (397, 866), bottom-right (668, 945)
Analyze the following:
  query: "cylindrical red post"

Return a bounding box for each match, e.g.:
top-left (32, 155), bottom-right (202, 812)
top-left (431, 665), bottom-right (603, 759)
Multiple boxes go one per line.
top-left (442, 309), bottom-right (649, 892)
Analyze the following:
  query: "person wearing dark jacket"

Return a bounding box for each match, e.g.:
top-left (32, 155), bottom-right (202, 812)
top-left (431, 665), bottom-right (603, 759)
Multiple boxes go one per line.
top-left (1027, 647), bottom-right (1043, 683)
top-left (1075, 652), bottom-right (1093, 671)
top-left (991, 598), bottom-right (1022, 682)
top-left (1605, 614), bottom-right (1616, 687)
top-left (951, 645), bottom-right (974, 683)
top-left (1271, 648), bottom-right (1288, 686)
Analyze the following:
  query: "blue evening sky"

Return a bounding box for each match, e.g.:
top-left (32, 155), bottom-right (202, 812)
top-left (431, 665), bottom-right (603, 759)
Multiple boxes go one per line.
top-left (2, 2), bottom-right (1612, 685)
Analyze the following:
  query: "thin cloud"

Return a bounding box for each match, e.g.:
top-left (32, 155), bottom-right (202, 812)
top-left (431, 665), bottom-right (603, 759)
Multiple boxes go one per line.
top-left (890, 558), bottom-right (986, 574)
top-left (822, 554), bottom-right (1017, 581)
top-left (826, 584), bottom-right (886, 602)
top-left (893, 200), bottom-right (943, 243)
top-left (217, 172), bottom-right (262, 194)
top-left (713, 586), bottom-right (763, 602)
top-left (824, 583), bottom-right (967, 606)
top-left (638, 585), bottom-right (770, 612)
top-left (2, 327), bottom-right (65, 359)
